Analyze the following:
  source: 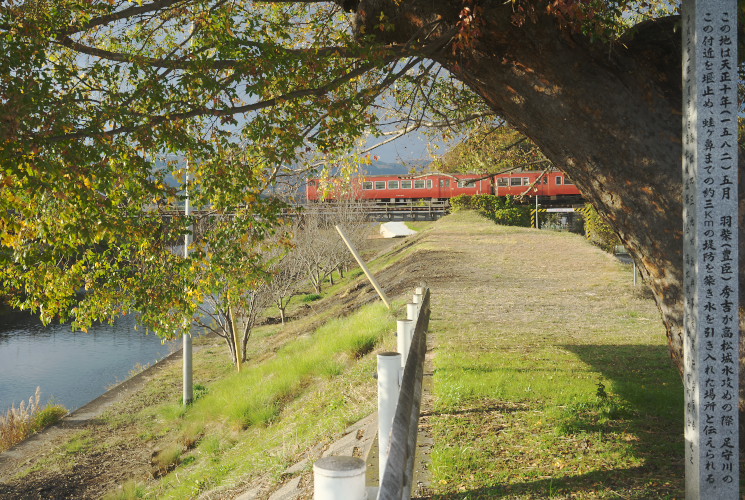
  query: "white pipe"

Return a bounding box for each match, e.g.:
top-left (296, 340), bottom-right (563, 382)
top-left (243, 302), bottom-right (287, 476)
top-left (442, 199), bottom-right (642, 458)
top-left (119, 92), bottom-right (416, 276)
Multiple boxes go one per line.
top-left (377, 352), bottom-right (401, 477)
top-left (313, 456), bottom-right (367, 500)
top-left (415, 286), bottom-right (425, 295)
top-left (406, 303), bottom-right (418, 322)
top-left (397, 320), bottom-right (413, 368)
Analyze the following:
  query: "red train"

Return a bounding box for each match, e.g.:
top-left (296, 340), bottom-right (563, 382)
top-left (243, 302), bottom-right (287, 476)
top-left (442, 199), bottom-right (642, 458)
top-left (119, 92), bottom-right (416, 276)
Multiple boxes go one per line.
top-left (306, 170), bottom-right (582, 203)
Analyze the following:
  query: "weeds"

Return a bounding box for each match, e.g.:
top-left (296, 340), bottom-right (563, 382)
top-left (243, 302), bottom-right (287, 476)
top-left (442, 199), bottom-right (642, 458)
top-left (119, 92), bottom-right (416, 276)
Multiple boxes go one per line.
top-left (301, 293), bottom-right (322, 302)
top-left (0, 387), bottom-right (67, 452)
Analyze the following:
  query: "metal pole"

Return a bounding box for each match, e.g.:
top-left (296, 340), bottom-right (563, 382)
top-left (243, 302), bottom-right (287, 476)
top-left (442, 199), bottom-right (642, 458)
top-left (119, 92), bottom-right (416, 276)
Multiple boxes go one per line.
top-left (535, 195), bottom-right (539, 230)
top-left (183, 169), bottom-right (193, 405)
top-left (335, 225), bottom-right (392, 309)
top-left (377, 352), bottom-right (401, 477)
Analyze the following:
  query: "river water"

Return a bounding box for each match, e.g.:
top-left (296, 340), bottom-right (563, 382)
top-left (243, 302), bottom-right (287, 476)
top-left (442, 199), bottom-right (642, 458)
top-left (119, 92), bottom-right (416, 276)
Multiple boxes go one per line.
top-left (0, 309), bottom-right (176, 414)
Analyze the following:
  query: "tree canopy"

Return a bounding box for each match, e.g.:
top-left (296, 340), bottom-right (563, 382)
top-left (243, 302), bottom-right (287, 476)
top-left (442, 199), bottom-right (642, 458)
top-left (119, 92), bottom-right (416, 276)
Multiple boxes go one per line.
top-left (1, 0), bottom-right (744, 394)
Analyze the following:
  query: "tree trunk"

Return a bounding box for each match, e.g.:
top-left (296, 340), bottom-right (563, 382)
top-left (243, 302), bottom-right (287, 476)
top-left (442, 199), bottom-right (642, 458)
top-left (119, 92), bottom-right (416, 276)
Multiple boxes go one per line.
top-left (352, 2), bottom-right (745, 427)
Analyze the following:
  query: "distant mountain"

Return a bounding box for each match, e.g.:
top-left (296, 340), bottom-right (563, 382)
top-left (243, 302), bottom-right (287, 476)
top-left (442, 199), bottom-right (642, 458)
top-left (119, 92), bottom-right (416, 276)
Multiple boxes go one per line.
top-left (361, 159), bottom-right (431, 176)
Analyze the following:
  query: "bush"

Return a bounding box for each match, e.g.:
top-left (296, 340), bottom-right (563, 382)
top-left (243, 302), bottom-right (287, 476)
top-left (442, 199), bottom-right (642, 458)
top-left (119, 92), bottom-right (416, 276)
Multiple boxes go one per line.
top-left (580, 203), bottom-right (621, 252)
top-left (31, 405), bottom-right (67, 432)
top-left (451, 194), bottom-right (530, 227)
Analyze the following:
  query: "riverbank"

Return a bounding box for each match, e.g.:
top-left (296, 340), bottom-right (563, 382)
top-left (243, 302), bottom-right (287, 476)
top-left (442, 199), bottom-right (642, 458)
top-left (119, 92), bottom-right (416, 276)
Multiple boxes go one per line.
top-left (0, 347), bottom-right (187, 481)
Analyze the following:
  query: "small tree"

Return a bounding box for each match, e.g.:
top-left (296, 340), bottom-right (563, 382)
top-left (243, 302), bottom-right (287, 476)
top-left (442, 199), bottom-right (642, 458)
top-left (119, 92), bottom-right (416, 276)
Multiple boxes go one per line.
top-left (295, 195), bottom-right (369, 294)
top-left (185, 209), bottom-right (275, 370)
top-left (264, 223), bottom-right (305, 324)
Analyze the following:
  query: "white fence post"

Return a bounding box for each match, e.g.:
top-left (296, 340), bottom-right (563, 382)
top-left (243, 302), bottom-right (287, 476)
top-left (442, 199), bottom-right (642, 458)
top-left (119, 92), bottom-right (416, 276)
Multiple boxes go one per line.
top-left (397, 320), bottom-right (414, 368)
top-left (378, 352), bottom-right (401, 477)
top-left (412, 293), bottom-right (422, 310)
top-left (313, 456), bottom-right (367, 500)
top-left (406, 303), bottom-right (418, 322)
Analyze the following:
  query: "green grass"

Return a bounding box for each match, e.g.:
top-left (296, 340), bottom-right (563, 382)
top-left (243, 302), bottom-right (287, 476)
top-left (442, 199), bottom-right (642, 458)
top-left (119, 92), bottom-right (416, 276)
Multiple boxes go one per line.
top-left (126, 301), bottom-right (397, 498)
top-left (405, 221), bottom-right (435, 232)
top-left (427, 212), bottom-right (684, 499)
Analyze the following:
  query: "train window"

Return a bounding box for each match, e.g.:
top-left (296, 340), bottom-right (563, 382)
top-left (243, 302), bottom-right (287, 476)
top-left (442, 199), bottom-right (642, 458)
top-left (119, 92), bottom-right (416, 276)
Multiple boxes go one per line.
top-left (497, 178), bottom-right (508, 187)
top-left (440, 179), bottom-right (451, 187)
top-left (510, 177), bottom-right (522, 186)
top-left (564, 176), bottom-right (574, 185)
top-left (401, 180), bottom-right (412, 189)
top-left (414, 179), bottom-right (425, 189)
top-left (458, 180), bottom-right (471, 188)
top-left (543, 177), bottom-right (548, 184)
top-left (308, 180), bottom-right (316, 187)
top-left (426, 179), bottom-right (433, 188)
top-left (556, 177), bottom-right (563, 185)
top-left (523, 177), bottom-right (530, 185)
top-left (375, 181), bottom-right (386, 189)
top-left (388, 180), bottom-right (399, 189)
top-left (362, 181), bottom-right (373, 190)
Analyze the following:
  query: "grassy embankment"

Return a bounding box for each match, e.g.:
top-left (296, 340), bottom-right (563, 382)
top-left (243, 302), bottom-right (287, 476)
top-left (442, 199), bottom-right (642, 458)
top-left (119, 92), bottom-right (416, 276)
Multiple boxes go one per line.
top-left (1, 232), bottom-right (414, 498)
top-left (426, 212), bottom-right (685, 498)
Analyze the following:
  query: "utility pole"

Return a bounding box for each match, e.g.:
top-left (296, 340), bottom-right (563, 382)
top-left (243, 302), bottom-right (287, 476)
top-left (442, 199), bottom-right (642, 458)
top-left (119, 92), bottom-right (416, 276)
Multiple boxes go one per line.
top-left (183, 168), bottom-right (193, 405)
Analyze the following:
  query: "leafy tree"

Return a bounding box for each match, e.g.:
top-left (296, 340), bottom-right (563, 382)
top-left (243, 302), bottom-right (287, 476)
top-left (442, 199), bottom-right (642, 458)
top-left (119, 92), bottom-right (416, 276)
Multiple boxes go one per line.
top-left (2, 1), bottom-right (745, 426)
top-left (189, 211), bottom-right (275, 369)
top-left (434, 126), bottom-right (550, 174)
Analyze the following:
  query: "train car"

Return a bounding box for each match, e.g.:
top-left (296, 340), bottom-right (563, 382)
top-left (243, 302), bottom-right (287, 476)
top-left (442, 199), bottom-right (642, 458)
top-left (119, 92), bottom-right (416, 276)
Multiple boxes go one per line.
top-left (492, 171), bottom-right (579, 197)
top-left (306, 171), bottom-right (582, 203)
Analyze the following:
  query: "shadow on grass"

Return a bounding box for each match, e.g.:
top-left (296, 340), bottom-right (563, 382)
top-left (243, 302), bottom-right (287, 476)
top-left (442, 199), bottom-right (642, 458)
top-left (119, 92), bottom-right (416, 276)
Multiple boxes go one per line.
top-left (425, 466), bottom-right (680, 499)
top-left (555, 344), bottom-right (684, 493)
top-left (421, 401), bottom-right (528, 418)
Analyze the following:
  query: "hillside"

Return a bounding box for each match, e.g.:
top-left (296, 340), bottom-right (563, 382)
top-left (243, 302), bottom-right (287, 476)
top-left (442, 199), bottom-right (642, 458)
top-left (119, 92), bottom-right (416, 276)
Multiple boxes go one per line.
top-left (0, 212), bottom-right (685, 499)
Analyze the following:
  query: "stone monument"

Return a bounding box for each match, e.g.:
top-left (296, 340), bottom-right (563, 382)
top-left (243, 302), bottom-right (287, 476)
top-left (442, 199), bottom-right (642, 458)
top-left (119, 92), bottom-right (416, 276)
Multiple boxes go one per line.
top-left (682, 0), bottom-right (739, 497)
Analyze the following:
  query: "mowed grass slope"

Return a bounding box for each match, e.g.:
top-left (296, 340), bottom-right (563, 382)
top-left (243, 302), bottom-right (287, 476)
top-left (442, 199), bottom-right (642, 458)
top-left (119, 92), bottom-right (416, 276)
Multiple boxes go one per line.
top-left (425, 212), bottom-right (684, 499)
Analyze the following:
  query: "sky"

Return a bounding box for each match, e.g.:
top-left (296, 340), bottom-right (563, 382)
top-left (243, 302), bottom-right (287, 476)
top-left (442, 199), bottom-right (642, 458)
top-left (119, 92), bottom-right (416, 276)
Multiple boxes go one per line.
top-left (364, 130), bottom-right (458, 166)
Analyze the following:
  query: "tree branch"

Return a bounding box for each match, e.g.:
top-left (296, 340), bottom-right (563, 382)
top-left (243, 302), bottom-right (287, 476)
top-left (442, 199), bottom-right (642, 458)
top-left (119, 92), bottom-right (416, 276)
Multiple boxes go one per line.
top-left (41, 60), bottom-right (383, 143)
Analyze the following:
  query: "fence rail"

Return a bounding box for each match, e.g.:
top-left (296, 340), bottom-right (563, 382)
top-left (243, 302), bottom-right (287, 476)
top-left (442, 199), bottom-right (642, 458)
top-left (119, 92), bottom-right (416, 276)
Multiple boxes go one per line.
top-left (378, 288), bottom-right (430, 500)
top-left (313, 287), bottom-right (431, 500)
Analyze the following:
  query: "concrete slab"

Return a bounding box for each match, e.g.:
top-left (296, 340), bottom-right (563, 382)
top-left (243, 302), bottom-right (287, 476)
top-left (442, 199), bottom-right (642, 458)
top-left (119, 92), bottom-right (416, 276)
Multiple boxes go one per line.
top-left (379, 222), bottom-right (417, 238)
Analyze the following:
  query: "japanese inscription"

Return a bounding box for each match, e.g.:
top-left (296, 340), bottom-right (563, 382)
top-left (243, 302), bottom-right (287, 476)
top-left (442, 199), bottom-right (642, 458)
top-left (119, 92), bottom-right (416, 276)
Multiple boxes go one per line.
top-left (682, 1), bottom-right (739, 498)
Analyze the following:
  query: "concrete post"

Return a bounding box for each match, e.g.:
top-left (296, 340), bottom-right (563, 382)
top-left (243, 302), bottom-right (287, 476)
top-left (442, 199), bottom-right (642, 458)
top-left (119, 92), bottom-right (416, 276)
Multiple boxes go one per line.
top-left (313, 456), bottom-right (367, 500)
top-left (682, 1), bottom-right (739, 497)
top-left (377, 352), bottom-right (401, 477)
